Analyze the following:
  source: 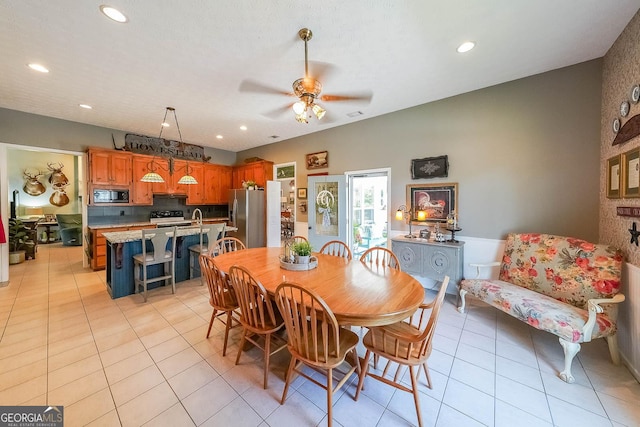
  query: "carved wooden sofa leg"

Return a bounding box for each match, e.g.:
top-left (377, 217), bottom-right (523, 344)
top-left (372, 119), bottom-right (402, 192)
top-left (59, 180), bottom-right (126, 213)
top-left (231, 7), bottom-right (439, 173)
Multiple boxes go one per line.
top-left (559, 338), bottom-right (580, 383)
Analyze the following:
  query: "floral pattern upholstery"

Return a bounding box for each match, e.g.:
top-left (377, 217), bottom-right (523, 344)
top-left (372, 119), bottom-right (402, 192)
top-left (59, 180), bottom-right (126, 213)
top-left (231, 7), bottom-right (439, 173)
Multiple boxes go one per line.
top-left (461, 233), bottom-right (623, 343)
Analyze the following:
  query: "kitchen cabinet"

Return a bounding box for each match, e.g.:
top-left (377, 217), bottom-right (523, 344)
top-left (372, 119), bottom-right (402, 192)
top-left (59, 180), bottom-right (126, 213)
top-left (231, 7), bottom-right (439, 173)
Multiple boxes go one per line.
top-left (204, 164), bottom-right (232, 204)
top-left (391, 236), bottom-right (464, 295)
top-left (89, 149), bottom-right (131, 187)
top-left (186, 163), bottom-right (205, 205)
top-left (131, 155), bottom-right (153, 205)
top-left (232, 160), bottom-right (274, 189)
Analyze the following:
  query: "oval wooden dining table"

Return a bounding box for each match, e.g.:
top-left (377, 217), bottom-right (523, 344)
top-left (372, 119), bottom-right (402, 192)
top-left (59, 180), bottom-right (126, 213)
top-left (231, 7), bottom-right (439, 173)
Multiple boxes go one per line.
top-left (212, 247), bottom-right (425, 327)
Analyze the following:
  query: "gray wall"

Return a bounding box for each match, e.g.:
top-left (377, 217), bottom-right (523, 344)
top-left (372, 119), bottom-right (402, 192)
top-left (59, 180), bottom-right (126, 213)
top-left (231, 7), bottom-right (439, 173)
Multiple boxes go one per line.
top-left (238, 59), bottom-right (603, 241)
top-left (0, 108), bottom-right (237, 165)
top-left (1, 59), bottom-right (602, 241)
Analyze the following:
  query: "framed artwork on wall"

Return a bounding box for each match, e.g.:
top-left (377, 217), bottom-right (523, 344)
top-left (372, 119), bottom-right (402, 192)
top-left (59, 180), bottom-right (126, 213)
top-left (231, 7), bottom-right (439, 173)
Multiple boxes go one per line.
top-left (410, 155), bottom-right (448, 179)
top-left (306, 151), bottom-right (328, 169)
top-left (297, 188), bottom-right (307, 199)
top-left (607, 155), bottom-right (621, 199)
top-left (622, 147), bottom-right (640, 198)
top-left (406, 183), bottom-right (458, 223)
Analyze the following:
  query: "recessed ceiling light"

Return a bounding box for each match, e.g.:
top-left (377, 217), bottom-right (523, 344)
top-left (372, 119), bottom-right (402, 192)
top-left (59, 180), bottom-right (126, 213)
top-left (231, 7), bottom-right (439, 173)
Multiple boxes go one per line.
top-left (100, 5), bottom-right (128, 23)
top-left (240, 125), bottom-right (247, 131)
top-left (79, 104), bottom-right (93, 109)
top-left (28, 63), bottom-right (49, 73)
top-left (161, 122), bottom-right (170, 127)
top-left (457, 41), bottom-right (475, 53)
top-left (216, 135), bottom-right (223, 139)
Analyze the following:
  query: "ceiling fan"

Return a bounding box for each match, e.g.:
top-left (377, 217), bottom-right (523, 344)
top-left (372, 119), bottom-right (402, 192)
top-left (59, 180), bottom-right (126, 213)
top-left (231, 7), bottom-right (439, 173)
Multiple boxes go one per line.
top-left (239, 28), bottom-right (372, 123)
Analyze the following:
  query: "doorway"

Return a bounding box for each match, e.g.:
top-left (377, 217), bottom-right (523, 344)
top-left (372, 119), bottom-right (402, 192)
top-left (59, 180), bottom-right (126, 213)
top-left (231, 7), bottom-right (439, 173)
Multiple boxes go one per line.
top-left (0, 143), bottom-right (86, 284)
top-left (273, 162), bottom-right (296, 242)
top-left (347, 169), bottom-right (390, 259)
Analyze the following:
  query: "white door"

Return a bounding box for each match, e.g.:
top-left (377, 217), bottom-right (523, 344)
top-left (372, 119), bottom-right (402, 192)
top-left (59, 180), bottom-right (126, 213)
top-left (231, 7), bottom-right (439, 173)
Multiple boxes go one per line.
top-left (307, 175), bottom-right (347, 252)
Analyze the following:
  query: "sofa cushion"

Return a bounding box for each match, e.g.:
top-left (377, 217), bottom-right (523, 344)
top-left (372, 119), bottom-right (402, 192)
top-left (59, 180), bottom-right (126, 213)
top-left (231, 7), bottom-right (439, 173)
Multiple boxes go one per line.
top-left (461, 278), bottom-right (617, 343)
top-left (498, 233), bottom-right (623, 308)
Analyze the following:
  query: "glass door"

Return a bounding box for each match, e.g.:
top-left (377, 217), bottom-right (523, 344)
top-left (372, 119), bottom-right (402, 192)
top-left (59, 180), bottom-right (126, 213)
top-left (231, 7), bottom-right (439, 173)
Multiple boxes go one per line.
top-left (347, 169), bottom-right (390, 259)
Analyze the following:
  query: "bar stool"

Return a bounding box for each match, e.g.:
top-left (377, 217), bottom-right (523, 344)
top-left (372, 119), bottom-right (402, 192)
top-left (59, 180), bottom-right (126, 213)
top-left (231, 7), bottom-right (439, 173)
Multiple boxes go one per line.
top-left (133, 226), bottom-right (177, 302)
top-left (189, 223), bottom-right (226, 279)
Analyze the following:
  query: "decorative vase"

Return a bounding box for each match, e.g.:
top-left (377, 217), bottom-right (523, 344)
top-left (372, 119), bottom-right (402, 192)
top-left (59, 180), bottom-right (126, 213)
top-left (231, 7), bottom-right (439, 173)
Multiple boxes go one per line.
top-left (295, 255), bottom-right (310, 264)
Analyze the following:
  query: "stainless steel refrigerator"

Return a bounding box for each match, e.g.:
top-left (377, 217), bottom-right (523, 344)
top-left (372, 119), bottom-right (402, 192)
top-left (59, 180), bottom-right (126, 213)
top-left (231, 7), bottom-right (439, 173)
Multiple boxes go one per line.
top-left (229, 189), bottom-right (266, 248)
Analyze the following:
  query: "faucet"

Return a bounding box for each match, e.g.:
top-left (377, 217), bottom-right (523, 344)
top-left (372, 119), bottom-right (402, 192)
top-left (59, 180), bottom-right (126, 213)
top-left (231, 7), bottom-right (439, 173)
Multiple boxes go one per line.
top-left (192, 208), bottom-right (203, 226)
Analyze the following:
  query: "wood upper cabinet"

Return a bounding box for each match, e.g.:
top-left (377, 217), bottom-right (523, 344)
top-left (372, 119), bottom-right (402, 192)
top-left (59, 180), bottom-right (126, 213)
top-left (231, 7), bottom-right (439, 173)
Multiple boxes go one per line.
top-left (232, 160), bottom-right (274, 189)
top-left (131, 155), bottom-right (153, 205)
top-left (186, 163), bottom-right (205, 205)
top-left (204, 164), bottom-right (232, 204)
top-left (89, 149), bottom-right (131, 186)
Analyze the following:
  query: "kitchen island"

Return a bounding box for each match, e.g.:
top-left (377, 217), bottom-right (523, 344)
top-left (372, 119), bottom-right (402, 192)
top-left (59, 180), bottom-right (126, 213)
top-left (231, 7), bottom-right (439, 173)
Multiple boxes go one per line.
top-left (87, 216), bottom-right (229, 270)
top-left (102, 224), bottom-right (232, 298)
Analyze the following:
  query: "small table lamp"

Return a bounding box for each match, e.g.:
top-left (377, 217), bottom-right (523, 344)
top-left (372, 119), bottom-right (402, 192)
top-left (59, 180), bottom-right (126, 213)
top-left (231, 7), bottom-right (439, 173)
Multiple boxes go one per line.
top-left (396, 205), bottom-right (426, 238)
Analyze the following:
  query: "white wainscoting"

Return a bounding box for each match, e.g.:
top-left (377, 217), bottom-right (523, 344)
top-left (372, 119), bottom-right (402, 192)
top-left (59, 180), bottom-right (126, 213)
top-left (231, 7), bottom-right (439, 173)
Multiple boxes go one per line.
top-left (621, 263), bottom-right (640, 381)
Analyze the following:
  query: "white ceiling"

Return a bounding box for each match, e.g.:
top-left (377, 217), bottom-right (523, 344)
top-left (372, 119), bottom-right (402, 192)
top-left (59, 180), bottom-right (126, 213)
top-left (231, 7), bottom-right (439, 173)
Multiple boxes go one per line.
top-left (1, 1), bottom-right (639, 152)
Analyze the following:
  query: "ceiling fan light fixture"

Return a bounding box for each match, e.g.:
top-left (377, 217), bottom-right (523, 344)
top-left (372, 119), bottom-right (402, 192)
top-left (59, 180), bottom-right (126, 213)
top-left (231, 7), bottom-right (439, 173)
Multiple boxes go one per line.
top-left (295, 112), bottom-right (308, 124)
top-left (293, 101), bottom-right (306, 115)
top-left (312, 104), bottom-right (326, 120)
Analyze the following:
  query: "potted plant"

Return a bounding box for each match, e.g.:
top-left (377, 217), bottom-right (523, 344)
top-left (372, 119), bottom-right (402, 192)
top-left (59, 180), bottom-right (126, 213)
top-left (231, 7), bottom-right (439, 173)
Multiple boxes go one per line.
top-left (245, 180), bottom-right (257, 190)
top-left (291, 240), bottom-right (312, 264)
top-left (8, 218), bottom-right (30, 264)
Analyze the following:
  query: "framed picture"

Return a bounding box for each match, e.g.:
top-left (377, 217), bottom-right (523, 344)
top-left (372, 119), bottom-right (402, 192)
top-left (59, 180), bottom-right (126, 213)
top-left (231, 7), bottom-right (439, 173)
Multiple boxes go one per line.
top-left (275, 165), bottom-right (295, 179)
top-left (411, 155), bottom-right (448, 179)
top-left (306, 151), bottom-right (328, 169)
top-left (297, 188), bottom-right (307, 199)
top-left (406, 183), bottom-right (458, 223)
top-left (607, 155), bottom-right (621, 199)
top-left (622, 148), bottom-right (640, 198)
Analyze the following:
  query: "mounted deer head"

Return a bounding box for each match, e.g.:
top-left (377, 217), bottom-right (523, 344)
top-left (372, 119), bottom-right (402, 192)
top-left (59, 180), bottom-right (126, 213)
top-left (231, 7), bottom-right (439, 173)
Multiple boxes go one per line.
top-left (50, 182), bottom-right (70, 207)
top-left (23, 169), bottom-right (46, 196)
top-left (47, 162), bottom-right (69, 185)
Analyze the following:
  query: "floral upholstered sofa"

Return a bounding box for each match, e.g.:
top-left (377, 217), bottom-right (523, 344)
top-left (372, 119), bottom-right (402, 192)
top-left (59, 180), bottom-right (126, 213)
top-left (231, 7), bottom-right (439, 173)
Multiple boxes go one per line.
top-left (458, 233), bottom-right (625, 383)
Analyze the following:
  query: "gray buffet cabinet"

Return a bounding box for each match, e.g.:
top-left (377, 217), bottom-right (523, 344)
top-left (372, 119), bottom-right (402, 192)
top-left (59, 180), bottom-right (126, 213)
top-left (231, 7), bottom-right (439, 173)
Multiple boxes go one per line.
top-left (391, 236), bottom-right (464, 295)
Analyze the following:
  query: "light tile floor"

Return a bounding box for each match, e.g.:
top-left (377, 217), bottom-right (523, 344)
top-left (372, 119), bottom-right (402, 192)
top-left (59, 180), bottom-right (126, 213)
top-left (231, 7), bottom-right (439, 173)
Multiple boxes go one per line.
top-left (1, 244), bottom-right (639, 426)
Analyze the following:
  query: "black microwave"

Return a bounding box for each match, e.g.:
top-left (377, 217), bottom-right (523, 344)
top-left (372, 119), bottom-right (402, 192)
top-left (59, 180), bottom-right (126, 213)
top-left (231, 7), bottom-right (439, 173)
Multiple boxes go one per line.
top-left (93, 189), bottom-right (129, 204)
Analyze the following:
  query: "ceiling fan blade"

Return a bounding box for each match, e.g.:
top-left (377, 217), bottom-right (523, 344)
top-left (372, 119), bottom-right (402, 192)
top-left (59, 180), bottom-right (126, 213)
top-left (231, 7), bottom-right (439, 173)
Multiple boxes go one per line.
top-left (320, 91), bottom-right (373, 103)
top-left (306, 61), bottom-right (337, 82)
top-left (263, 104), bottom-right (293, 120)
top-left (239, 79), bottom-right (292, 97)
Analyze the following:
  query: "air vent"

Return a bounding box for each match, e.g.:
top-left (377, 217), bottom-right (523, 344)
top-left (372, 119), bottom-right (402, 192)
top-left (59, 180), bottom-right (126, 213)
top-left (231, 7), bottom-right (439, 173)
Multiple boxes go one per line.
top-left (347, 111), bottom-right (364, 118)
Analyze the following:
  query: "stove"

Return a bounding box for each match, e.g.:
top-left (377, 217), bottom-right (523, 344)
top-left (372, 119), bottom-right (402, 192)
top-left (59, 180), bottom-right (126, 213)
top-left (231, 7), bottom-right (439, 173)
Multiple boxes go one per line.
top-left (150, 210), bottom-right (192, 227)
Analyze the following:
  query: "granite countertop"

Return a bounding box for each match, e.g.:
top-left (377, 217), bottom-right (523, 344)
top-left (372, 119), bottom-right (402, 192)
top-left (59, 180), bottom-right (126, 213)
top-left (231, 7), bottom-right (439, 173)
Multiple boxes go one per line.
top-left (103, 224), bottom-right (237, 244)
top-left (88, 217), bottom-right (229, 230)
